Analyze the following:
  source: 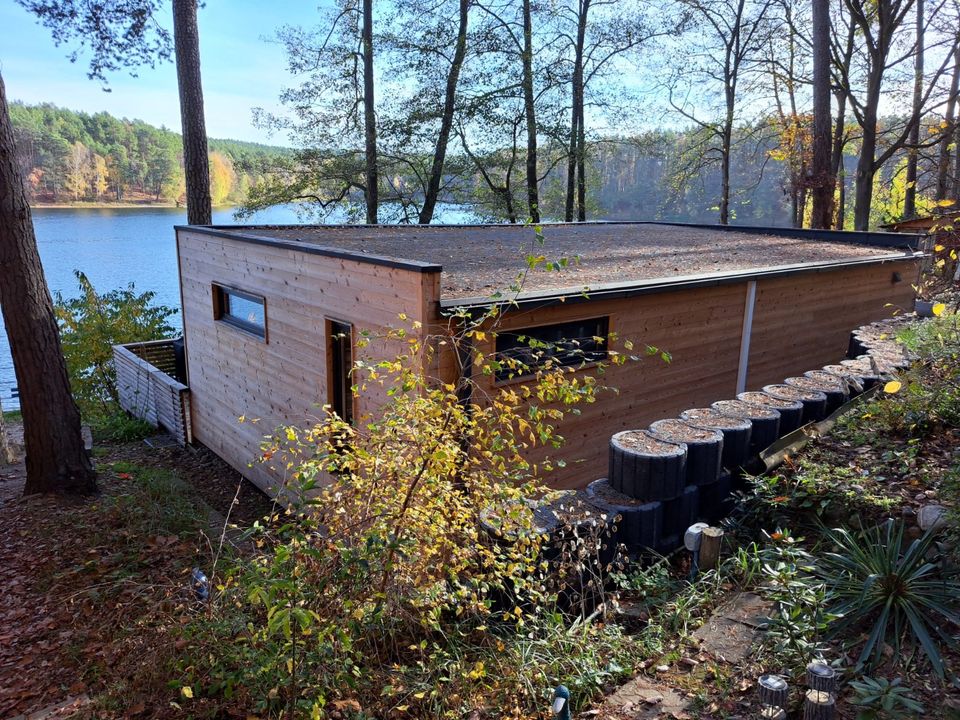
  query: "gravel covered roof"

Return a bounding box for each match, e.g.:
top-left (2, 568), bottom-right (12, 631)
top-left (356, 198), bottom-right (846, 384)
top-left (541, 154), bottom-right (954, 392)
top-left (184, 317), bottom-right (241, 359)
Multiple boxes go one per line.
top-left (212, 222), bottom-right (914, 300)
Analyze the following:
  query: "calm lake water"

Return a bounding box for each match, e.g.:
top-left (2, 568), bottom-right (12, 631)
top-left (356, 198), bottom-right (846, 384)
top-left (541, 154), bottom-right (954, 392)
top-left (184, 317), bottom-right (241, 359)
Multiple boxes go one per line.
top-left (0, 204), bottom-right (476, 410)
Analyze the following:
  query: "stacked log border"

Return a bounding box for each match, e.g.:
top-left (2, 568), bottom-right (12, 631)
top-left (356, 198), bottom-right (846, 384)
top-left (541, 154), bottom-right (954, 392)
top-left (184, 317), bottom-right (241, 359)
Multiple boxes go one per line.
top-left (585, 479), bottom-right (663, 553)
top-left (762, 384), bottom-right (828, 424)
top-left (679, 408), bottom-right (753, 472)
top-left (584, 314), bottom-right (920, 555)
top-left (737, 391), bottom-right (805, 435)
top-left (608, 430), bottom-right (687, 501)
top-left (648, 419), bottom-right (723, 487)
top-left (785, 375), bottom-right (847, 414)
top-left (711, 399), bottom-right (781, 453)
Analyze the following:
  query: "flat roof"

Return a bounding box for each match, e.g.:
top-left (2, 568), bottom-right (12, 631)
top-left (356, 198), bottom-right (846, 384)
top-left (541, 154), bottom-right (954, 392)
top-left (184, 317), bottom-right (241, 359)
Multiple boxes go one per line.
top-left (180, 222), bottom-right (920, 305)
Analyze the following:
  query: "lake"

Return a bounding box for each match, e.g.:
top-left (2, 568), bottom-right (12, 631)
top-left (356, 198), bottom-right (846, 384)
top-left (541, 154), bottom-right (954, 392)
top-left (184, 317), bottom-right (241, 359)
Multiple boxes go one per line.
top-left (0, 204), bottom-right (477, 410)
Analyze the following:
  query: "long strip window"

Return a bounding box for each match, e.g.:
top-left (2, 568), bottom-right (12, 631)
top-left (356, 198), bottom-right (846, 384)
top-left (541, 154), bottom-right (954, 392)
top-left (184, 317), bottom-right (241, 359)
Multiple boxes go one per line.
top-left (213, 284), bottom-right (266, 340)
top-left (495, 316), bottom-right (609, 381)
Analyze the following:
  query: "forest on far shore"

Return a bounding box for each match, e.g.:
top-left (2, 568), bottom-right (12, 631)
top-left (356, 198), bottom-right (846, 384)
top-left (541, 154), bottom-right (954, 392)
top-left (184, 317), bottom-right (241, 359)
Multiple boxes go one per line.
top-left (9, 102), bottom-right (290, 207)
top-left (8, 100), bottom-right (951, 228)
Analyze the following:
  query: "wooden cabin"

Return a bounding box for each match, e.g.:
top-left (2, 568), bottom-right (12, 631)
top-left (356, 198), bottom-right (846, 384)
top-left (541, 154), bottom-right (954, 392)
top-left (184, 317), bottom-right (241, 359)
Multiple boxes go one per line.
top-left (171, 222), bottom-right (921, 495)
top-left (883, 209), bottom-right (960, 236)
top-left (884, 210), bottom-right (960, 281)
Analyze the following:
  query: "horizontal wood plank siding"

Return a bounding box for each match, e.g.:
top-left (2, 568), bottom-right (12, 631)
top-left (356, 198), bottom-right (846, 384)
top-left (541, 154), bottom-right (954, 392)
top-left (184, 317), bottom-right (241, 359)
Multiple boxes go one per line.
top-left (113, 342), bottom-right (191, 444)
top-left (745, 259), bottom-right (918, 389)
top-left (468, 284), bottom-right (747, 489)
top-left (177, 223), bottom-right (919, 496)
top-left (466, 258), bottom-right (918, 489)
top-left (177, 229), bottom-right (439, 496)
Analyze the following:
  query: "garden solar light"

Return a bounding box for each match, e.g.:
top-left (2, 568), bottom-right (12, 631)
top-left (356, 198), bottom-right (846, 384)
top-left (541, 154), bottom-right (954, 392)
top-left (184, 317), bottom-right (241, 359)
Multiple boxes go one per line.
top-left (551, 685), bottom-right (571, 720)
top-left (684, 522), bottom-right (709, 578)
top-left (191, 567), bottom-right (210, 602)
top-left (802, 661), bottom-right (838, 719)
top-left (805, 661), bottom-right (836, 692)
top-left (757, 674), bottom-right (788, 719)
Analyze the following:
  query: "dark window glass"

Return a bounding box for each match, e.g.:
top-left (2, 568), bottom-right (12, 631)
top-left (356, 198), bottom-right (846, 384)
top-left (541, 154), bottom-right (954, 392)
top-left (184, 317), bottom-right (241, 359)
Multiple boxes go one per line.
top-left (213, 285), bottom-right (266, 339)
top-left (495, 317), bottom-right (609, 381)
top-left (329, 320), bottom-right (354, 424)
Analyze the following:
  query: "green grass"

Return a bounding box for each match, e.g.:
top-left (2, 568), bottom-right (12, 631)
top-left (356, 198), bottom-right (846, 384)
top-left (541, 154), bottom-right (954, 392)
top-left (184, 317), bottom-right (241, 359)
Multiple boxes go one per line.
top-left (107, 465), bottom-right (204, 538)
top-left (4, 404), bottom-right (154, 443)
top-left (89, 411), bottom-right (156, 443)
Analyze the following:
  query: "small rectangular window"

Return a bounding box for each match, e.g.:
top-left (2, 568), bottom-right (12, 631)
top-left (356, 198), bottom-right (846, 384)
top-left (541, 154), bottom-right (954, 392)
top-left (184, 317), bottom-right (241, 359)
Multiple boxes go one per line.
top-left (213, 284), bottom-right (266, 340)
top-left (495, 316), bottom-right (609, 381)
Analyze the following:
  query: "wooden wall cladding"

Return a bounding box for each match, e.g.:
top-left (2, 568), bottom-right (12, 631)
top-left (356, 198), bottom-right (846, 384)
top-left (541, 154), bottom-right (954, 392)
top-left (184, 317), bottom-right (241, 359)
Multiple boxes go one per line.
top-left (177, 225), bottom-right (918, 497)
top-left (114, 340), bottom-right (192, 445)
top-left (745, 259), bottom-right (918, 389)
top-left (466, 258), bottom-right (919, 489)
top-left (468, 283), bottom-right (748, 489)
top-left (176, 230), bottom-right (440, 495)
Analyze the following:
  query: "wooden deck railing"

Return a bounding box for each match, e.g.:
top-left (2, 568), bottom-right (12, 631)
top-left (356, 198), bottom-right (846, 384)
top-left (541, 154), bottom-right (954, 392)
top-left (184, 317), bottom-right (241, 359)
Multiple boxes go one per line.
top-left (113, 339), bottom-right (192, 445)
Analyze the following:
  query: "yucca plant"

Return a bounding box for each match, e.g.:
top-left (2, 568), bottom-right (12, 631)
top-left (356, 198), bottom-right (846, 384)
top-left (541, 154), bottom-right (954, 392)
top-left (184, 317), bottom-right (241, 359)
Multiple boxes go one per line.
top-left (849, 676), bottom-right (924, 719)
top-left (818, 520), bottom-right (960, 677)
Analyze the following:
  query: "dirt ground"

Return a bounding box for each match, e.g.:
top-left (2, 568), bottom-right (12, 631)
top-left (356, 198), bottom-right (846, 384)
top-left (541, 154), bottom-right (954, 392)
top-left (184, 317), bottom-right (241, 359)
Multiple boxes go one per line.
top-left (0, 422), bottom-right (272, 719)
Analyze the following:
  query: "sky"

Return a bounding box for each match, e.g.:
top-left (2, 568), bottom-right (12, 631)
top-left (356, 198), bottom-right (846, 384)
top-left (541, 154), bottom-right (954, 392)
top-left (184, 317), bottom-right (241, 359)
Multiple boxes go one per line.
top-left (0, 1), bottom-right (331, 144)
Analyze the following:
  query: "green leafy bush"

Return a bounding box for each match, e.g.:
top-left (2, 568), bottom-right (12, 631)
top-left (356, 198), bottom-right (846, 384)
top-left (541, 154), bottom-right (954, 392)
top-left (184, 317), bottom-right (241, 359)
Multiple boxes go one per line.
top-left (818, 521), bottom-right (960, 677)
top-left (89, 411), bottom-right (157, 443)
top-left (179, 311), bottom-right (643, 717)
top-left (849, 676), bottom-right (924, 719)
top-left (880, 311), bottom-right (960, 435)
top-left (55, 270), bottom-right (176, 418)
top-left (757, 529), bottom-right (834, 677)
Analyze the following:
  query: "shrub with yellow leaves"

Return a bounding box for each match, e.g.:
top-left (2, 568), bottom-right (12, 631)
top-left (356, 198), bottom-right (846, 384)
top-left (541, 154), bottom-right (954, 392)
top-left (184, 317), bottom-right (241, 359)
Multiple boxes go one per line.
top-left (185, 237), bottom-right (650, 718)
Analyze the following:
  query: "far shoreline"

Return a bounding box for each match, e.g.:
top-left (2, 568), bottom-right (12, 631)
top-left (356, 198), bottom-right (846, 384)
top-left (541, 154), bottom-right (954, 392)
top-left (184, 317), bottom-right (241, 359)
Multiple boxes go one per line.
top-left (32, 202), bottom-right (183, 209)
top-left (31, 202), bottom-right (241, 210)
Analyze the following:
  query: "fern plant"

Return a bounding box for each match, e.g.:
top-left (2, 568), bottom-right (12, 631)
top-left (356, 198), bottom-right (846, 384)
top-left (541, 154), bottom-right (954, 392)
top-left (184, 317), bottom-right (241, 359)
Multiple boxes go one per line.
top-left (818, 520), bottom-right (960, 677)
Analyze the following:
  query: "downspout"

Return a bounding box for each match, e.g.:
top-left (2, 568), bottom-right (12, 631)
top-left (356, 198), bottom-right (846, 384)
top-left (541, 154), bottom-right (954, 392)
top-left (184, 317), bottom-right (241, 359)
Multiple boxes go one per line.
top-left (736, 281), bottom-right (758, 394)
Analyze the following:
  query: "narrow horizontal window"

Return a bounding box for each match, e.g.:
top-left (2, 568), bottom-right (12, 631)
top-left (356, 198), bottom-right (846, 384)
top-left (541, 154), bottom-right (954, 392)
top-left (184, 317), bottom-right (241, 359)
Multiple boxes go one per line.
top-left (495, 316), bottom-right (609, 381)
top-left (213, 284), bottom-right (266, 340)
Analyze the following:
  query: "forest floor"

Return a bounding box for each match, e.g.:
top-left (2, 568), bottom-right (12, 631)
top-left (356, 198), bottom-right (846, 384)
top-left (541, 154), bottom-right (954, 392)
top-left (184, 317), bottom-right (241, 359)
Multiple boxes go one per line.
top-left (3, 311), bottom-right (960, 719)
top-left (0, 423), bottom-right (272, 719)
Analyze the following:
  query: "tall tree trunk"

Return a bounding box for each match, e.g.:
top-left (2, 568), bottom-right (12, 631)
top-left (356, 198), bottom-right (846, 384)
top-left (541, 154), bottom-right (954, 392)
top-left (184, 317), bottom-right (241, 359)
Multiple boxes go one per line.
top-left (576, 90), bottom-right (586, 221)
top-left (836, 170), bottom-right (847, 229)
top-left (419, 0), bottom-right (469, 225)
top-left (853, 69), bottom-right (883, 231)
top-left (719, 98), bottom-right (733, 225)
top-left (563, 110), bottom-right (578, 222)
top-left (522, 0), bottom-right (540, 222)
top-left (903, 0), bottom-right (924, 218)
top-left (936, 43), bottom-right (960, 201)
top-left (564, 0), bottom-right (588, 222)
top-left (954, 117), bottom-right (960, 199)
top-left (0, 72), bottom-right (96, 496)
top-left (809, 0), bottom-right (835, 228)
top-left (853, 121), bottom-right (876, 231)
top-left (503, 187), bottom-right (517, 223)
top-left (172, 0), bottom-right (212, 225)
top-left (719, 128), bottom-right (731, 225)
top-left (362, 0), bottom-right (379, 224)
top-left (831, 89), bottom-right (849, 229)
